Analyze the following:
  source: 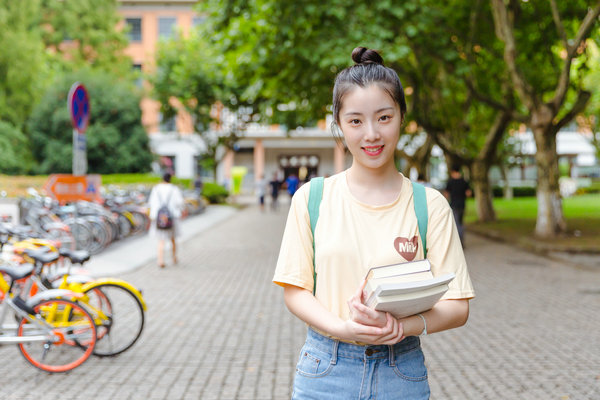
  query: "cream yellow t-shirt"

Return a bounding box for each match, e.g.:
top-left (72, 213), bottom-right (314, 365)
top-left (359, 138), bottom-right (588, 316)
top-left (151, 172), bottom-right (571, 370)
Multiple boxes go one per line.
top-left (273, 171), bottom-right (475, 322)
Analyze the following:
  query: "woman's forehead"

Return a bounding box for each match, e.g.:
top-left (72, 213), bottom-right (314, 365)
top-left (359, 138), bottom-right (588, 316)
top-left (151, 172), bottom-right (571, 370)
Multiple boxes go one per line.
top-left (340, 84), bottom-right (397, 113)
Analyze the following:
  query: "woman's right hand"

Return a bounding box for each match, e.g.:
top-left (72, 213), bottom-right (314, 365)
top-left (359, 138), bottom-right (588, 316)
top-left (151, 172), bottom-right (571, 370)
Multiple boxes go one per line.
top-left (342, 280), bottom-right (405, 345)
top-left (347, 279), bottom-right (387, 327)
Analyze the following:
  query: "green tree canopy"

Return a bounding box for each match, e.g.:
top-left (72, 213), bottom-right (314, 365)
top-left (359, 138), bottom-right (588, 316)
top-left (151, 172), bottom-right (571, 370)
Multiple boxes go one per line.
top-left (0, 0), bottom-right (47, 127)
top-left (0, 121), bottom-right (34, 174)
top-left (40, 0), bottom-right (131, 76)
top-left (27, 70), bottom-right (153, 174)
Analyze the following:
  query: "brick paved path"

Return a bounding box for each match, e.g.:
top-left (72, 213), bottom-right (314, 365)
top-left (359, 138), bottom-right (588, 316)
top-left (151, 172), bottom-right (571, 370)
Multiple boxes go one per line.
top-left (1, 204), bottom-right (599, 399)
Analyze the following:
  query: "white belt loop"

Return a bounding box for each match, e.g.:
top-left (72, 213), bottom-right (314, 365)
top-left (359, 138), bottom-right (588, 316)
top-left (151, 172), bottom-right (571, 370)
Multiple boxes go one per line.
top-left (331, 339), bottom-right (339, 365)
top-left (388, 345), bottom-right (396, 367)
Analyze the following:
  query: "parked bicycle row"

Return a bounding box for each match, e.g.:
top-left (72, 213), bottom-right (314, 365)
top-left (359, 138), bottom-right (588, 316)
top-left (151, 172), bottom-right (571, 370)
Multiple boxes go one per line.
top-left (0, 227), bottom-right (146, 372)
top-left (10, 185), bottom-right (205, 255)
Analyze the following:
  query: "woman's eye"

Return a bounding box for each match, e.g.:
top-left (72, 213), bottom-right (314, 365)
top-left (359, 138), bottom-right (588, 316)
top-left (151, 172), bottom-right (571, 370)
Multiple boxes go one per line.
top-left (380, 115), bottom-right (391, 122)
top-left (349, 119), bottom-right (361, 125)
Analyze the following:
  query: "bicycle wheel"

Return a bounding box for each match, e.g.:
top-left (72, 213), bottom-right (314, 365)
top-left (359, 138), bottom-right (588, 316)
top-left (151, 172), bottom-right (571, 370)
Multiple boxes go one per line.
top-left (18, 298), bottom-right (97, 373)
top-left (67, 220), bottom-right (93, 251)
top-left (83, 283), bottom-right (145, 357)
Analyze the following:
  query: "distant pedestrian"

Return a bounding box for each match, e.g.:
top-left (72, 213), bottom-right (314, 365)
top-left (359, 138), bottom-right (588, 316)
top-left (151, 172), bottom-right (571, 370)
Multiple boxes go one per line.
top-left (194, 175), bottom-right (203, 196)
top-left (269, 172), bottom-right (281, 211)
top-left (148, 172), bottom-right (184, 268)
top-left (255, 174), bottom-right (268, 212)
top-left (444, 165), bottom-right (472, 246)
top-left (416, 172), bottom-right (432, 188)
top-left (285, 173), bottom-right (300, 198)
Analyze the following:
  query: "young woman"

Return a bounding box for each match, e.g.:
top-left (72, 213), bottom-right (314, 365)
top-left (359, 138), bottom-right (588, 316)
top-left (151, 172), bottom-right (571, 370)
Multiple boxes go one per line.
top-left (148, 172), bottom-right (184, 268)
top-left (273, 47), bottom-right (475, 399)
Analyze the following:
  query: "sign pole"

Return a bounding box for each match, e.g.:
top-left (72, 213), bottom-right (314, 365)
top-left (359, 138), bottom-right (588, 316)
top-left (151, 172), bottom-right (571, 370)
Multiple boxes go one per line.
top-left (72, 129), bottom-right (78, 176)
top-left (68, 82), bottom-right (90, 177)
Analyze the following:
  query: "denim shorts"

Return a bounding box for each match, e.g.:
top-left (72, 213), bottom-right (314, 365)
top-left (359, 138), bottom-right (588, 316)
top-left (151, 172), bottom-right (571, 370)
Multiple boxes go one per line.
top-left (292, 328), bottom-right (430, 400)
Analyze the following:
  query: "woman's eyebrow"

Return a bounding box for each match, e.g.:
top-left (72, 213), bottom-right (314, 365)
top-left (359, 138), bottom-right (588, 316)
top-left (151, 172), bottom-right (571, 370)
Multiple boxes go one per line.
top-left (343, 107), bottom-right (395, 117)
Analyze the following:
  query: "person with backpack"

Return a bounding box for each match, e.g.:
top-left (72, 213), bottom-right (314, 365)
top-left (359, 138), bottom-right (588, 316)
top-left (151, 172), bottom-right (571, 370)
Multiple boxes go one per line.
top-left (272, 47), bottom-right (475, 399)
top-left (148, 172), bottom-right (184, 268)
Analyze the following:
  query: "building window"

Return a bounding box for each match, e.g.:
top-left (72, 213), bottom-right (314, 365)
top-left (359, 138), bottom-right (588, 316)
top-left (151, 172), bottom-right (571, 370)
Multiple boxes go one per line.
top-left (158, 17), bottom-right (177, 40)
top-left (159, 112), bottom-right (177, 133)
top-left (132, 64), bottom-right (143, 88)
top-left (192, 16), bottom-right (206, 27)
top-left (125, 18), bottom-right (142, 42)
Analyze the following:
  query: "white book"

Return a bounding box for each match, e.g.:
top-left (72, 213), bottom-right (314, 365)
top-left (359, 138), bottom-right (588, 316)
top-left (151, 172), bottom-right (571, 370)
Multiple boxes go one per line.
top-left (364, 271), bottom-right (456, 319)
top-left (363, 259), bottom-right (433, 302)
top-left (368, 284), bottom-right (450, 319)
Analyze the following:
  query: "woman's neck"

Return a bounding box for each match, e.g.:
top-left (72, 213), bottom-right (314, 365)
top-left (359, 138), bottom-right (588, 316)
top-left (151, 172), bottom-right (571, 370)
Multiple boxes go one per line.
top-left (346, 164), bottom-right (403, 206)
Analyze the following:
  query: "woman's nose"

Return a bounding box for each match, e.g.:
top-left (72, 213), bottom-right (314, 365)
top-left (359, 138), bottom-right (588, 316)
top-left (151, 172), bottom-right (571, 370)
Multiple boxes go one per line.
top-left (364, 122), bottom-right (380, 141)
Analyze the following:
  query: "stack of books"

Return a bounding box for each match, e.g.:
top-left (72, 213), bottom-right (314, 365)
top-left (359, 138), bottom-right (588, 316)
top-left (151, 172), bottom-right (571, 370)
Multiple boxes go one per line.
top-left (363, 259), bottom-right (455, 319)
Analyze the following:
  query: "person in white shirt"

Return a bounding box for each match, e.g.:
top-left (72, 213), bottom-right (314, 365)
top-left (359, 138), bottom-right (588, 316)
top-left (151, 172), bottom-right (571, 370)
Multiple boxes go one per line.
top-left (148, 172), bottom-right (184, 268)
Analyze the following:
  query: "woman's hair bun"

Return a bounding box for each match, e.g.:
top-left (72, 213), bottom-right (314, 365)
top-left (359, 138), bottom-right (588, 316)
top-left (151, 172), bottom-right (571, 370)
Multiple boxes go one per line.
top-left (351, 47), bottom-right (384, 66)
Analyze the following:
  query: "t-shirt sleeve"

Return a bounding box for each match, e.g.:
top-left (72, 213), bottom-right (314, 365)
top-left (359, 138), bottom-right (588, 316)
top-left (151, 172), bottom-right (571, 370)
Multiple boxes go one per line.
top-left (272, 183), bottom-right (315, 292)
top-left (425, 189), bottom-right (475, 300)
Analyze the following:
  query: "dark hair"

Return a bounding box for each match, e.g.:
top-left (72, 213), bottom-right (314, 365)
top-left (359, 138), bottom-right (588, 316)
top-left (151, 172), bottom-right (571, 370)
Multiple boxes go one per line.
top-left (332, 47), bottom-right (407, 131)
top-left (163, 172), bottom-right (172, 183)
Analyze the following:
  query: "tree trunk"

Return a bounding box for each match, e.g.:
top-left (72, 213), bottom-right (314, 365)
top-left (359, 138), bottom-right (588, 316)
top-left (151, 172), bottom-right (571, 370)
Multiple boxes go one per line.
top-left (471, 158), bottom-right (496, 222)
top-left (531, 120), bottom-right (566, 237)
top-left (500, 164), bottom-right (513, 200)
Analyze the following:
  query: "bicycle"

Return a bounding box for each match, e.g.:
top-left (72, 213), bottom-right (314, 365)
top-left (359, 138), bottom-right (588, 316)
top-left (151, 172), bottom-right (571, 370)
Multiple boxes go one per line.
top-left (0, 263), bottom-right (97, 372)
top-left (1, 227), bottom-right (147, 357)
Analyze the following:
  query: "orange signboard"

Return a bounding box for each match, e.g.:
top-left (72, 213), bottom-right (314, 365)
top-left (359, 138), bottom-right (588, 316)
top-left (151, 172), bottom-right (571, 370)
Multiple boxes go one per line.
top-left (43, 174), bottom-right (102, 204)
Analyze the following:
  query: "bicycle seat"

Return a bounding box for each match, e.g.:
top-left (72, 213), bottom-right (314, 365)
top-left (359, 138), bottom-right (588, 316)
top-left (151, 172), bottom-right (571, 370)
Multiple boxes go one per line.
top-left (59, 248), bottom-right (91, 264)
top-left (0, 263), bottom-right (34, 281)
top-left (25, 248), bottom-right (59, 264)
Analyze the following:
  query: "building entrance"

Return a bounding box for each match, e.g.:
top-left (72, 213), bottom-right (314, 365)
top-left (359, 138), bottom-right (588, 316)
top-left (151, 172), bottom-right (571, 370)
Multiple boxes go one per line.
top-left (279, 154), bottom-right (320, 182)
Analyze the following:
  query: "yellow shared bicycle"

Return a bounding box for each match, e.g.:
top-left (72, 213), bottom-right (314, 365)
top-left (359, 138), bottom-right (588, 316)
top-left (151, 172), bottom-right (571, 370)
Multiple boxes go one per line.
top-left (2, 234), bottom-right (147, 357)
top-left (0, 264), bottom-right (97, 372)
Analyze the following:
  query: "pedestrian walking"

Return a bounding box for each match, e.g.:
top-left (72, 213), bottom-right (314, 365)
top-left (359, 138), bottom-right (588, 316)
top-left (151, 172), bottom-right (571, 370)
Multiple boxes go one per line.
top-left (269, 172), bottom-right (281, 211)
top-left (285, 173), bottom-right (300, 198)
top-left (148, 172), bottom-right (184, 268)
top-left (444, 165), bottom-right (472, 246)
top-left (255, 173), bottom-right (268, 212)
top-left (194, 175), bottom-right (203, 196)
top-left (273, 47), bottom-right (475, 399)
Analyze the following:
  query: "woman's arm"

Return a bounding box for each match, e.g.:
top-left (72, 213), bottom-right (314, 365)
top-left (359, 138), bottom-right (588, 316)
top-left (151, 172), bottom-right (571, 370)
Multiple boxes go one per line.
top-left (284, 284), bottom-right (405, 345)
top-left (398, 299), bottom-right (470, 337)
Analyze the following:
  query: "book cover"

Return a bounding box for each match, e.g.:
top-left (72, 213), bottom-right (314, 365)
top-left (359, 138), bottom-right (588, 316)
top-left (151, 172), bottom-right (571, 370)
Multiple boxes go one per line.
top-left (365, 259), bottom-right (431, 281)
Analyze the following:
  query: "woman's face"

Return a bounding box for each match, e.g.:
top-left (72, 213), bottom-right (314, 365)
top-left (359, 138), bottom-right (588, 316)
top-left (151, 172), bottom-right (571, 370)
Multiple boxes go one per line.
top-left (338, 84), bottom-right (402, 172)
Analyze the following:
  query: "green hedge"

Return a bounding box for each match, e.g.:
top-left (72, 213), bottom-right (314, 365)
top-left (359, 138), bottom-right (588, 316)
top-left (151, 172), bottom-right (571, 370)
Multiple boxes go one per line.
top-left (101, 173), bottom-right (192, 188)
top-left (203, 182), bottom-right (229, 204)
top-left (492, 186), bottom-right (537, 197)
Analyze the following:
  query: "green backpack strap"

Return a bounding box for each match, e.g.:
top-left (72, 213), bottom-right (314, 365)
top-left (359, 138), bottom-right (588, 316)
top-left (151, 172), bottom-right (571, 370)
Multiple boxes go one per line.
top-left (308, 177), bottom-right (324, 295)
top-left (411, 181), bottom-right (429, 258)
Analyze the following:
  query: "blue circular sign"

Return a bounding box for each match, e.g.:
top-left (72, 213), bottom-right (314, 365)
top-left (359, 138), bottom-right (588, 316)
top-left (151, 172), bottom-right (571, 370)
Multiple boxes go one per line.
top-left (68, 83), bottom-right (90, 134)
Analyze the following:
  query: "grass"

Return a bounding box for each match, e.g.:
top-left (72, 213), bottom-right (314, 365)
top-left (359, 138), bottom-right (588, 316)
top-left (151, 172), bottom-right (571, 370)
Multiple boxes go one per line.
top-left (465, 194), bottom-right (600, 252)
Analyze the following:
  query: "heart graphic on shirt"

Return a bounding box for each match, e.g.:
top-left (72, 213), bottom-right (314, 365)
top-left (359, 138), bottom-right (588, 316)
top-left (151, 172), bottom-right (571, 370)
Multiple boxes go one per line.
top-left (394, 236), bottom-right (419, 261)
